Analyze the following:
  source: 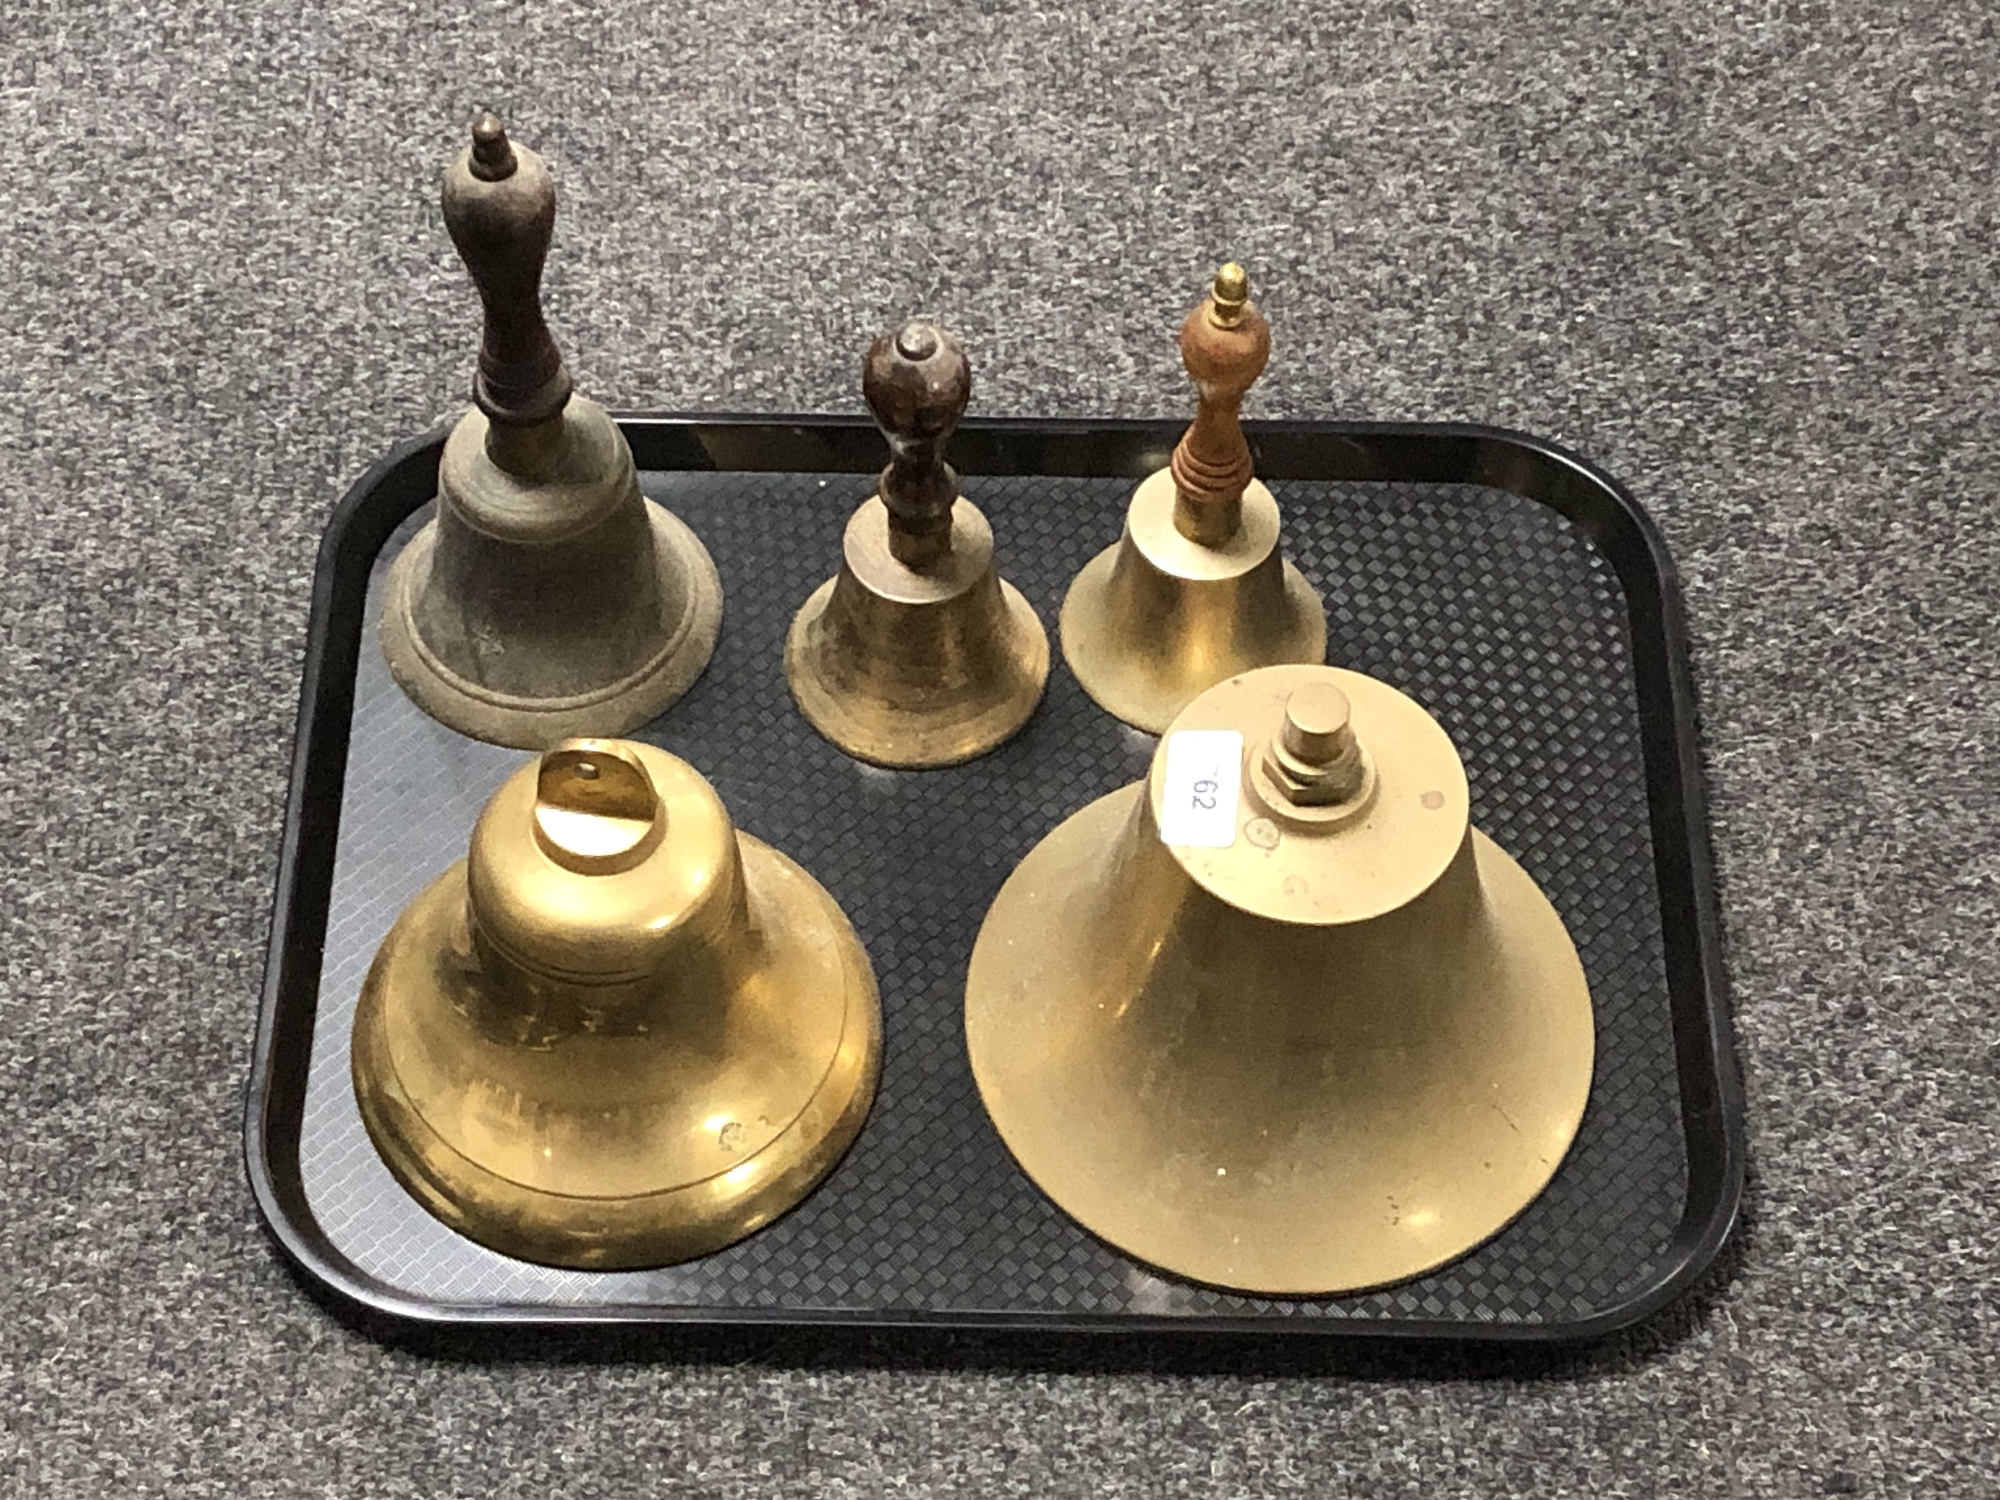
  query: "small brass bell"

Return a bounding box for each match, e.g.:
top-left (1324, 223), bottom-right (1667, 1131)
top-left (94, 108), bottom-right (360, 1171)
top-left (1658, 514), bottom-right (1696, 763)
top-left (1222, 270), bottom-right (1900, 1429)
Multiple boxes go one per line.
top-left (785, 321), bottom-right (1049, 767)
top-left (352, 738), bottom-right (880, 1268)
top-left (965, 664), bottom-right (1594, 1294)
top-left (380, 115), bottom-right (721, 749)
top-left (1060, 265), bottom-right (1327, 733)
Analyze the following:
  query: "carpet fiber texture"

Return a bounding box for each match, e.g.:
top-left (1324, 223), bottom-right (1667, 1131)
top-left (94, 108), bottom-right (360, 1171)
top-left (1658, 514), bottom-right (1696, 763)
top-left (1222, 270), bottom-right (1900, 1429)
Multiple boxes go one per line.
top-left (1, 1), bottom-right (1994, 1495)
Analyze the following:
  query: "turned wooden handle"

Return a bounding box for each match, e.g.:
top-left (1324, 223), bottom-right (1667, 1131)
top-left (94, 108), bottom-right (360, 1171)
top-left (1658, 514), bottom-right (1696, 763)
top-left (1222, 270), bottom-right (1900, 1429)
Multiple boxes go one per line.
top-left (441, 113), bottom-right (573, 429)
top-left (1170, 263), bottom-right (1271, 545)
top-left (863, 321), bottom-right (972, 569)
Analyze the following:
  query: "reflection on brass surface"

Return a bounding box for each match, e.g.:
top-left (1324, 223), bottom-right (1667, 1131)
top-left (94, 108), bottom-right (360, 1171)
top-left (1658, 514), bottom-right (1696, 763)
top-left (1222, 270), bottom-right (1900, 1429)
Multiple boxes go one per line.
top-left (352, 739), bottom-right (880, 1269)
top-left (965, 665), bottom-right (1595, 1295)
top-left (1060, 266), bottom-right (1326, 733)
top-left (380, 116), bottom-right (720, 749)
top-left (786, 321), bottom-right (1048, 768)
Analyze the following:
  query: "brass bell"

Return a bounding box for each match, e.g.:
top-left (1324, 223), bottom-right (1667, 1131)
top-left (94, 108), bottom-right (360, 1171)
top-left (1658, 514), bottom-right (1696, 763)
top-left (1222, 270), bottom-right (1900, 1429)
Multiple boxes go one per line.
top-left (785, 321), bottom-right (1049, 767)
top-left (1060, 264), bottom-right (1327, 733)
top-left (965, 664), bottom-right (1595, 1294)
top-left (380, 115), bottom-right (721, 749)
top-left (351, 738), bottom-right (880, 1268)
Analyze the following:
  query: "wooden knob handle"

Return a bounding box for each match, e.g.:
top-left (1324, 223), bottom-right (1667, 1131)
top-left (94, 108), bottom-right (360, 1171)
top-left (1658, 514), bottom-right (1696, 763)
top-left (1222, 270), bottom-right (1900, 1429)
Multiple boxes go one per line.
top-left (862, 322), bottom-right (972, 568)
top-left (1170, 263), bottom-right (1271, 545)
top-left (441, 113), bottom-right (573, 428)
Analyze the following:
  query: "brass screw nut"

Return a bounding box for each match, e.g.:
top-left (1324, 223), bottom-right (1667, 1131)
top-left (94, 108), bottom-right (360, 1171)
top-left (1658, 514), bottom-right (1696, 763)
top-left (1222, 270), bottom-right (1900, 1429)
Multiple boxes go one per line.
top-left (1250, 684), bottom-right (1377, 827)
top-left (1264, 684), bottom-right (1366, 805)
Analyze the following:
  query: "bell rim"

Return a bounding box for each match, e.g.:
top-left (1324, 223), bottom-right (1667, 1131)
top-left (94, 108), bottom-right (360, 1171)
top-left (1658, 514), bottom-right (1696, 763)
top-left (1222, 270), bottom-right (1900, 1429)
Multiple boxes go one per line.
top-left (783, 575), bottom-right (1050, 769)
top-left (379, 501), bottom-right (723, 750)
top-left (1058, 544), bottom-right (1328, 735)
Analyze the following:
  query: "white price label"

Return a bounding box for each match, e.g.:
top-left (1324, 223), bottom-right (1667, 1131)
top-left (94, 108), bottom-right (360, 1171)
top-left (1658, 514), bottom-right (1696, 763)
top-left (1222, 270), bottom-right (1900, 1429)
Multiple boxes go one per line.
top-left (1157, 730), bottom-right (1244, 848)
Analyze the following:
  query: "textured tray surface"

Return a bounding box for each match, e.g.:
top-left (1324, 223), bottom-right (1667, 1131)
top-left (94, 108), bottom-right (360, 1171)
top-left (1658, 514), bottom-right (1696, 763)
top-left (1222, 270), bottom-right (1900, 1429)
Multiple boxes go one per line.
top-left (288, 464), bottom-right (1687, 1327)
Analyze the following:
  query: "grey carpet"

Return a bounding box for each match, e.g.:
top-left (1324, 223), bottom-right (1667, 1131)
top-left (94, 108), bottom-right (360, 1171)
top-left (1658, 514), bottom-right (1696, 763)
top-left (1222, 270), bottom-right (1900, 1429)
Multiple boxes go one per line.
top-left (1, 0), bottom-right (1994, 1494)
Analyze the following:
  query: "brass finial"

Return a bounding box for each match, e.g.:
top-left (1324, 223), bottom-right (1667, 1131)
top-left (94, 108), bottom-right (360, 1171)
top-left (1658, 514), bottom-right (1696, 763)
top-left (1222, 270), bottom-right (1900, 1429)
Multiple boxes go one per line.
top-left (1210, 262), bottom-right (1250, 326)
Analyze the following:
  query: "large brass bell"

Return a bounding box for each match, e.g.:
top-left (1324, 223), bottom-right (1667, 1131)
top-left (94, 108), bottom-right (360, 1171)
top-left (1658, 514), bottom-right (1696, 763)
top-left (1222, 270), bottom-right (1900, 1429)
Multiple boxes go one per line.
top-left (785, 321), bottom-right (1049, 767)
top-left (380, 116), bottom-right (721, 749)
top-left (965, 664), bottom-right (1594, 1294)
top-left (352, 738), bottom-right (880, 1268)
top-left (1060, 265), bottom-right (1327, 733)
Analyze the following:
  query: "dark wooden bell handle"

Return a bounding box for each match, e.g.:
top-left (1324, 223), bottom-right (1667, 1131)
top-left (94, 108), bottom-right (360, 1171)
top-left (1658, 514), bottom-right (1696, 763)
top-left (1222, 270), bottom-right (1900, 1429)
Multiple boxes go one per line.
top-left (863, 322), bottom-right (972, 568)
top-left (441, 113), bottom-right (573, 429)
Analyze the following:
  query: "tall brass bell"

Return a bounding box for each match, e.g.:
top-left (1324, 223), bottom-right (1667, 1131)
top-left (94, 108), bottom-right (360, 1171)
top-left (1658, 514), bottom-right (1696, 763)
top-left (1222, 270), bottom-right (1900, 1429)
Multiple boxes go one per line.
top-left (380, 115), bottom-right (721, 749)
top-left (1060, 264), bottom-right (1327, 733)
top-left (352, 738), bottom-right (880, 1268)
top-left (965, 664), bottom-right (1595, 1295)
top-left (785, 321), bottom-right (1049, 767)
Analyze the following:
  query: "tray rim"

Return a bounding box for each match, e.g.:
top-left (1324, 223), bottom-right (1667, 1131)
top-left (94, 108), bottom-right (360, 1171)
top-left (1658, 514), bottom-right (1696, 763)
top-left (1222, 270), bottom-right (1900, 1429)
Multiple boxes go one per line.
top-left (245, 413), bottom-right (1745, 1343)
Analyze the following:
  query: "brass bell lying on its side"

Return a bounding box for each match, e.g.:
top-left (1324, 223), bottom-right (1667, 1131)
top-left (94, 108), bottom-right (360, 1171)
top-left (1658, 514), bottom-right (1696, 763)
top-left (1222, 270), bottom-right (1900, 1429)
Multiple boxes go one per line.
top-left (380, 115), bottom-right (721, 749)
top-left (1060, 265), bottom-right (1327, 733)
top-left (965, 664), bottom-right (1595, 1295)
top-left (785, 322), bottom-right (1049, 768)
top-left (352, 738), bottom-right (880, 1269)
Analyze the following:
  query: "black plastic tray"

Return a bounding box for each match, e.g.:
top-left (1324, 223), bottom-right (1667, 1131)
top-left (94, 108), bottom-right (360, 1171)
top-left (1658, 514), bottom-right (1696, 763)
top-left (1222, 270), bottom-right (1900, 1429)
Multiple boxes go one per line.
top-left (246, 416), bottom-right (1743, 1341)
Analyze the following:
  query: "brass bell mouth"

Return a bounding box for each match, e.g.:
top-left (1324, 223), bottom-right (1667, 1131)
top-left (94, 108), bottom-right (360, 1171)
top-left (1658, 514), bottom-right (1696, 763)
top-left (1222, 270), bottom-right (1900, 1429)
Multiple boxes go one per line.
top-left (351, 738), bottom-right (881, 1269)
top-left (965, 664), bottom-right (1595, 1295)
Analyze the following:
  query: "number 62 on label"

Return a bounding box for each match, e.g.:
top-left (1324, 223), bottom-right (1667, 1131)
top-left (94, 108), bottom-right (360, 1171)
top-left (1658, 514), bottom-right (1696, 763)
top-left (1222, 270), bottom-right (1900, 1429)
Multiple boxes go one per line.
top-left (1157, 730), bottom-right (1244, 849)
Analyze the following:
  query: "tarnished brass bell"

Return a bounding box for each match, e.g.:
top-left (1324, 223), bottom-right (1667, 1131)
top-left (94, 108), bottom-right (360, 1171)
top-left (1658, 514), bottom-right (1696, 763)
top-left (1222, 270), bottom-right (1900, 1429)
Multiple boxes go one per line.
top-left (1060, 265), bottom-right (1327, 733)
top-left (380, 115), bottom-right (721, 749)
top-left (351, 739), bottom-right (880, 1268)
top-left (785, 321), bottom-right (1049, 767)
top-left (965, 664), bottom-right (1595, 1295)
